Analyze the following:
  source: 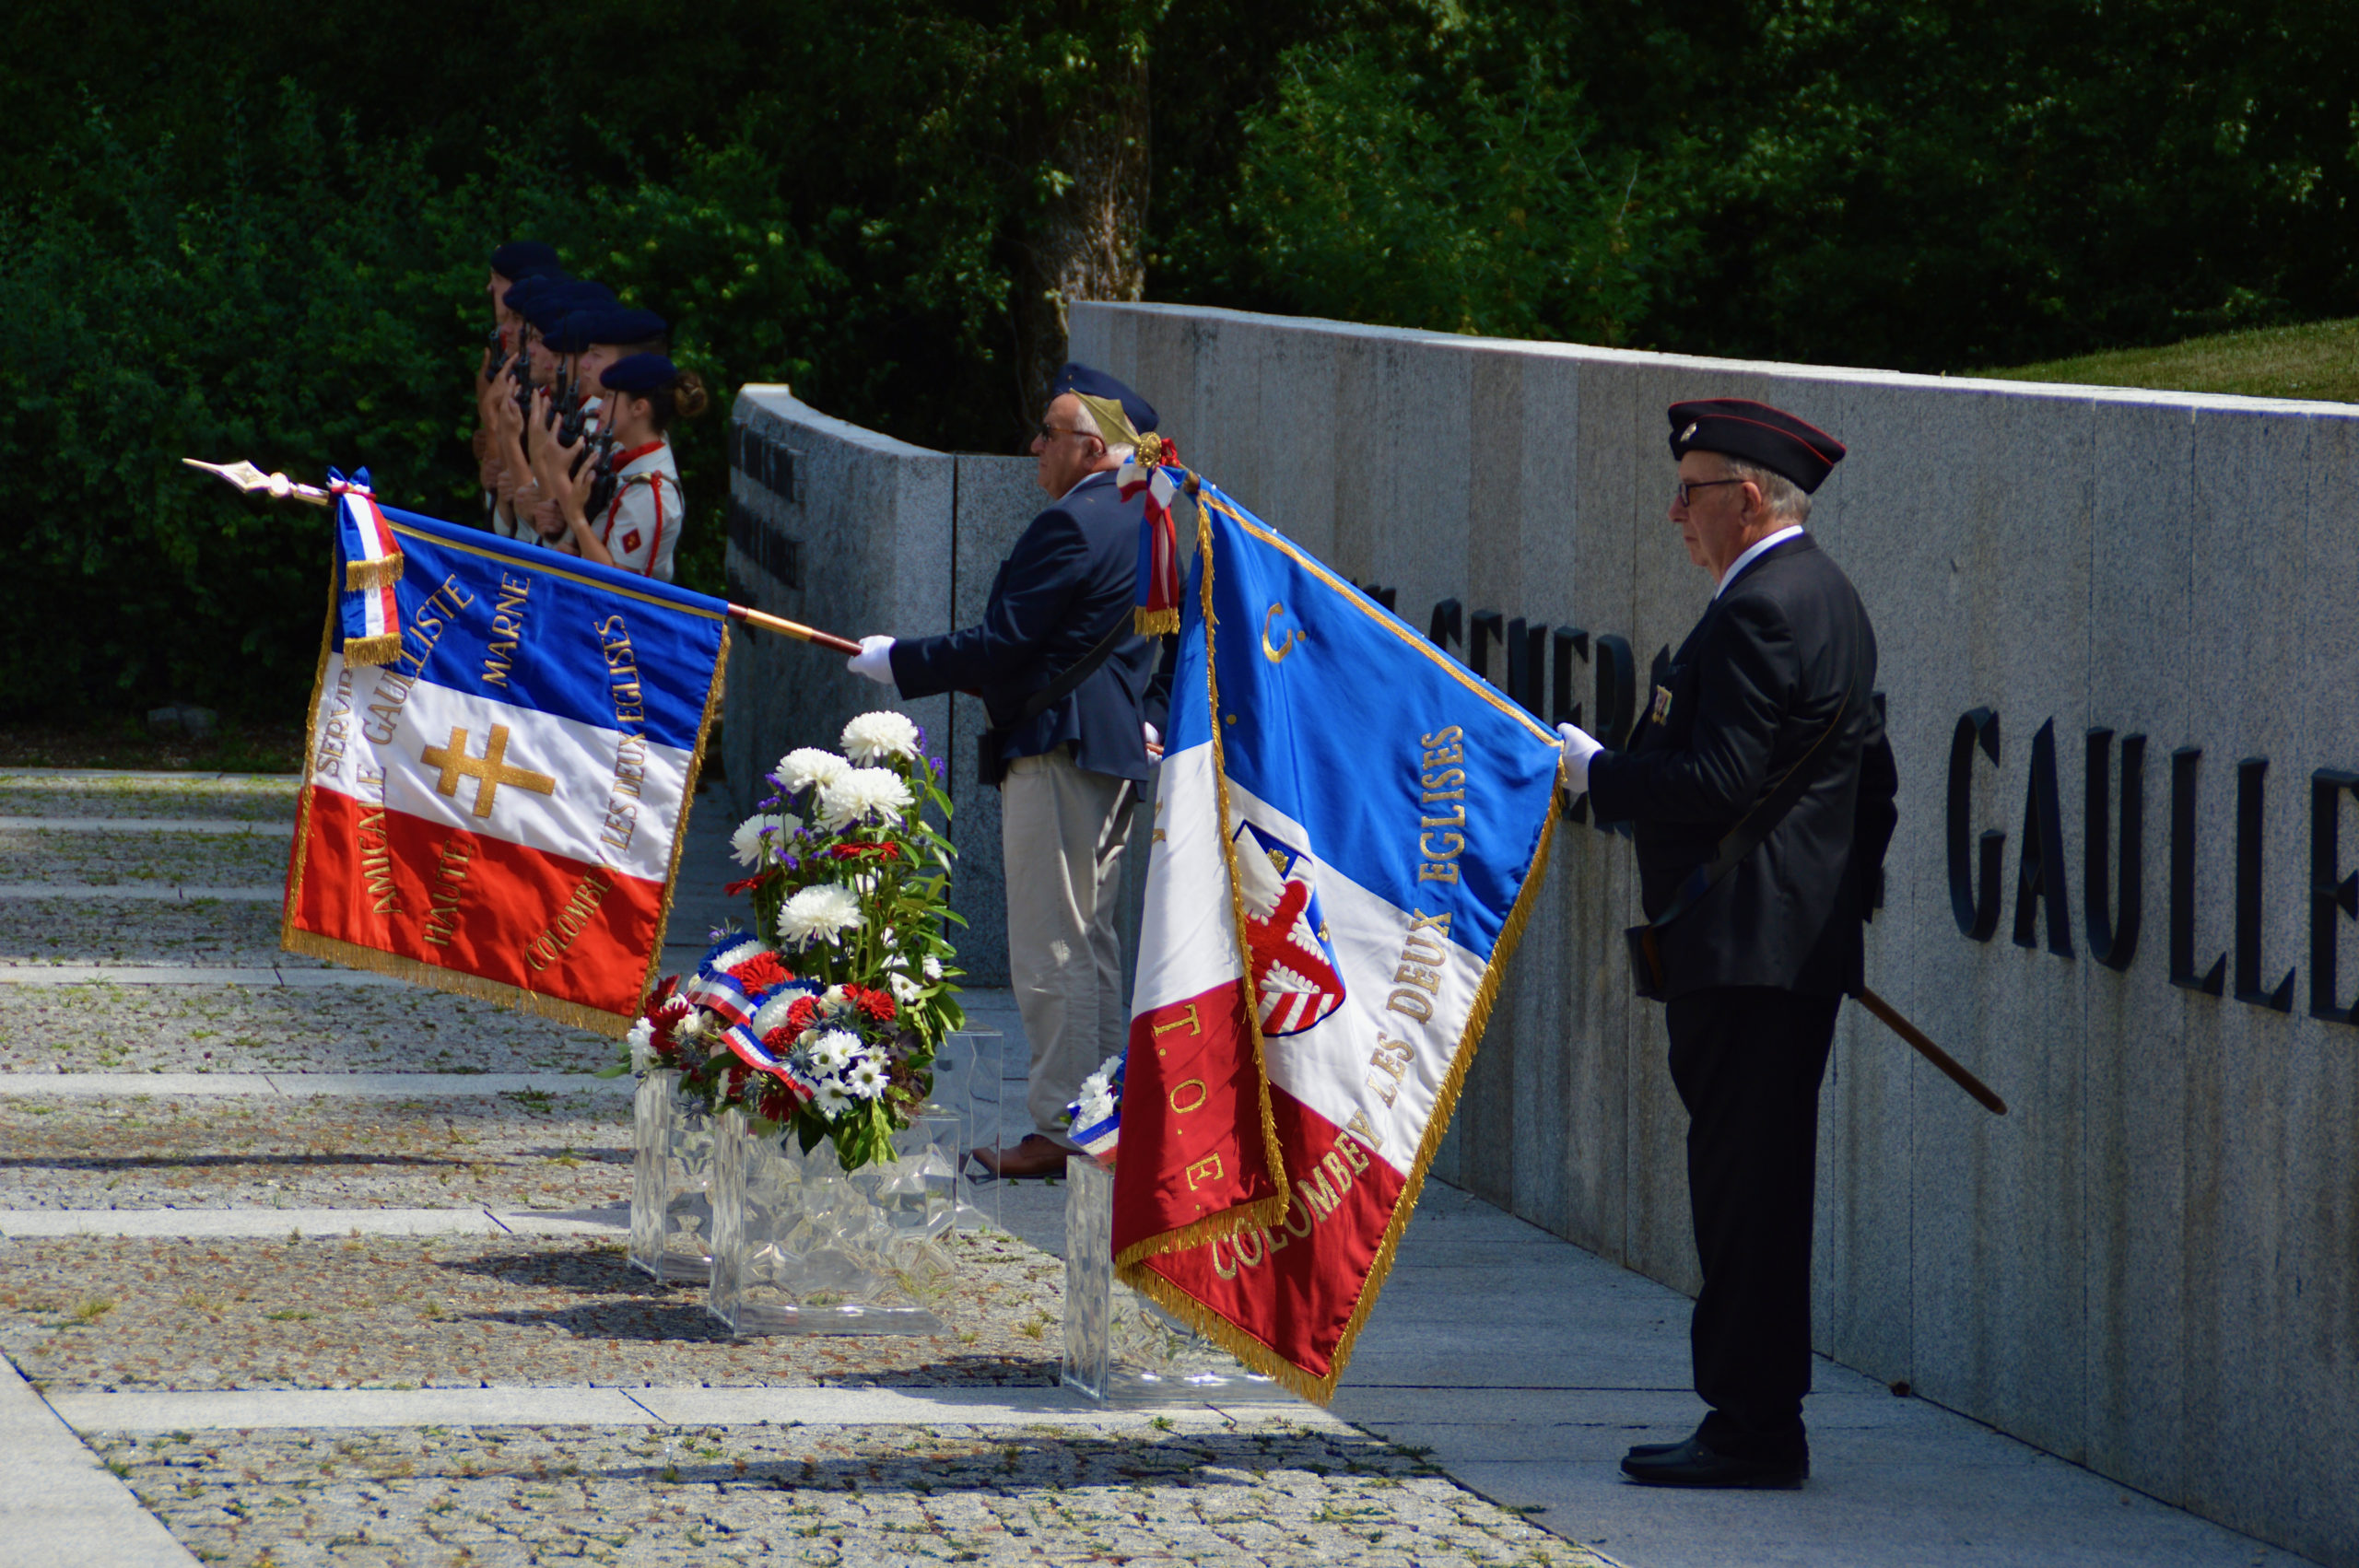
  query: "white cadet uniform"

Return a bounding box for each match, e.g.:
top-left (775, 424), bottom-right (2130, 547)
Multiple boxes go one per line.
top-left (600, 439), bottom-right (684, 580)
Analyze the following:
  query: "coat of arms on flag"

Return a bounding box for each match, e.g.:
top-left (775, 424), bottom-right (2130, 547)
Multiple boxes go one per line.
top-left (1110, 473), bottom-right (1565, 1403)
top-left (282, 502), bottom-right (727, 1034)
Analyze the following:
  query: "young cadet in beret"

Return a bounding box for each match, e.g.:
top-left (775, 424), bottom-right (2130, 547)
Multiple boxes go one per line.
top-left (844, 362), bottom-right (1173, 1180)
top-left (526, 354), bottom-right (703, 580)
top-left (1561, 398), bottom-right (1898, 1491)
top-left (487, 282), bottom-right (621, 543)
top-left (475, 263), bottom-right (566, 531)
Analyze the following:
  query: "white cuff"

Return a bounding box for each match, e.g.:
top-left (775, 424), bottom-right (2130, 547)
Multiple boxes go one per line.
top-left (1557, 722), bottom-right (1603, 794)
top-left (848, 635), bottom-right (898, 687)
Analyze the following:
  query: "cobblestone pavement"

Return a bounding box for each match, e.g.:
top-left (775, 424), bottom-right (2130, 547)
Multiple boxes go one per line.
top-left (1, 1233), bottom-right (1065, 1392)
top-left (0, 825), bottom-right (292, 885)
top-left (0, 895), bottom-right (329, 966)
top-left (0, 1089), bottom-right (632, 1209)
top-left (0, 770), bottom-right (1620, 1567)
top-left (2, 982), bottom-right (616, 1075)
top-left (0, 774), bottom-right (300, 822)
top-left (90, 1420), bottom-right (1605, 1567)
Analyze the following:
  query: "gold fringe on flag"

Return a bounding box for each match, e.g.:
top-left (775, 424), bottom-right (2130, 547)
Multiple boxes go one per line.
top-left (281, 929), bottom-right (637, 1036)
top-left (342, 632), bottom-right (403, 667)
top-left (634, 624), bottom-right (731, 1012)
top-left (1133, 606), bottom-right (1181, 638)
top-left (344, 554), bottom-right (406, 592)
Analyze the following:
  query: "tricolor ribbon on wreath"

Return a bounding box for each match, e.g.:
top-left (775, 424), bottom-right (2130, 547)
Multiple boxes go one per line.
top-left (1109, 469), bottom-right (1566, 1403)
top-left (328, 468), bottom-right (405, 666)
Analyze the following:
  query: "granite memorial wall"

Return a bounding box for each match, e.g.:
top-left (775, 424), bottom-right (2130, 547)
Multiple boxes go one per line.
top-left (1066, 300), bottom-right (2358, 1566)
top-left (722, 310), bottom-right (2357, 1562)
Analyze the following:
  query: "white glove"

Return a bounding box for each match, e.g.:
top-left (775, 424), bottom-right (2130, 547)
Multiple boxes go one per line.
top-left (1143, 721), bottom-right (1163, 763)
top-left (847, 635), bottom-right (897, 687)
top-left (1556, 721), bottom-right (1603, 794)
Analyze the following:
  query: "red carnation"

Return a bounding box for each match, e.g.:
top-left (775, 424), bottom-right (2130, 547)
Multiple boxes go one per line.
top-left (757, 1083), bottom-right (801, 1122)
top-left (853, 986), bottom-right (897, 1024)
top-left (729, 953), bottom-right (792, 992)
top-left (762, 1024), bottom-right (797, 1054)
top-left (784, 996), bottom-right (820, 1032)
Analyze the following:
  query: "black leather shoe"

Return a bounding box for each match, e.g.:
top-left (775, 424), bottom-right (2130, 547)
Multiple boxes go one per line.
top-left (1624, 1425), bottom-right (1700, 1460)
top-left (1620, 1435), bottom-right (1807, 1489)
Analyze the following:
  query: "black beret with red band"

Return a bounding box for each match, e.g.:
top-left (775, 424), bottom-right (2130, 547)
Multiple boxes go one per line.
top-left (1667, 398), bottom-right (1847, 494)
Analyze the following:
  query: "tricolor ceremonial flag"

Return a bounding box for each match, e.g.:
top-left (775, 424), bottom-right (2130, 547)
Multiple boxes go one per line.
top-left (1112, 474), bottom-right (1565, 1402)
top-left (284, 503), bottom-right (727, 1034)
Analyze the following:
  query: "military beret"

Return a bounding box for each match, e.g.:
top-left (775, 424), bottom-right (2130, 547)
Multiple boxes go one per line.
top-left (520, 280), bottom-right (616, 335)
top-left (1050, 361), bottom-right (1157, 439)
top-left (501, 273), bottom-right (565, 317)
top-left (592, 307), bottom-right (667, 345)
top-left (601, 354), bottom-right (677, 395)
top-left (490, 240), bottom-right (561, 280)
top-left (1667, 399), bottom-right (1847, 494)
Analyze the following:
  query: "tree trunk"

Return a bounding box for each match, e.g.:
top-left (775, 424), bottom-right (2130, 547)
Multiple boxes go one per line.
top-left (1011, 53), bottom-right (1150, 434)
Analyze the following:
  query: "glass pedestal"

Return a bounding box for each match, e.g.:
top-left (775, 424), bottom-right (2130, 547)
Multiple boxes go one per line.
top-left (628, 1071), bottom-right (718, 1283)
top-left (707, 1107), bottom-right (961, 1335)
top-left (1059, 1154), bottom-right (1295, 1404)
top-left (930, 1027), bottom-right (1009, 1234)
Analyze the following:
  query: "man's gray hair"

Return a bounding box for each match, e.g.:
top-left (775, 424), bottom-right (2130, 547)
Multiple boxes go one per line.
top-left (1065, 399), bottom-right (1133, 462)
top-left (1722, 458), bottom-right (1811, 525)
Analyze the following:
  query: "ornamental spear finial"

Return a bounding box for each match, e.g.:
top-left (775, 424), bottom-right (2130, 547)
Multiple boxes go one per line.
top-left (180, 458), bottom-right (334, 507)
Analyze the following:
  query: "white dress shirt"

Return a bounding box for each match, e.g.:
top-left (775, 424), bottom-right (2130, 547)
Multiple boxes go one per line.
top-left (1716, 525), bottom-right (1806, 598)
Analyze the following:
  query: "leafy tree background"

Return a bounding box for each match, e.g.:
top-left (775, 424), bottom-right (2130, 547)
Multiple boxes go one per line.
top-left (5, 0), bottom-right (2356, 723)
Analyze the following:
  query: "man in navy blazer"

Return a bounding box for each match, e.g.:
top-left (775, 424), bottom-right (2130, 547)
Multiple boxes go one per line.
top-left (847, 363), bottom-right (1169, 1179)
top-left (1560, 399), bottom-right (1898, 1490)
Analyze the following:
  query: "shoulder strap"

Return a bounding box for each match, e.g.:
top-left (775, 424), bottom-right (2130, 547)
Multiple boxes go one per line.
top-left (1011, 615), bottom-right (1133, 727)
top-left (1641, 603), bottom-right (1863, 933)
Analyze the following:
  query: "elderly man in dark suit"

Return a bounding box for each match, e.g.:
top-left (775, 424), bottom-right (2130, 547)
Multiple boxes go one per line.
top-left (1558, 399), bottom-right (1899, 1489)
top-left (847, 364), bottom-right (1168, 1179)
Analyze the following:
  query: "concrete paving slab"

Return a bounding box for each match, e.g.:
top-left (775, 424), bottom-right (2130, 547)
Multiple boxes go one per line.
top-left (0, 816), bottom-right (290, 835)
top-left (0, 1361), bottom-right (198, 1568)
top-left (633, 1384), bottom-right (1250, 1428)
top-left (0, 965), bottom-right (404, 987)
top-left (490, 1205), bottom-right (630, 1235)
top-left (48, 1386), bottom-right (656, 1433)
top-left (0, 1208), bottom-right (509, 1239)
top-left (0, 884), bottom-right (280, 902)
top-left (1, 1071), bottom-right (628, 1097)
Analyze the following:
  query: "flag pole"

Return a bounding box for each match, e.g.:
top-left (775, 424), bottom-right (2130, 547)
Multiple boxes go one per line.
top-left (184, 457), bottom-right (863, 656)
top-left (1854, 986), bottom-right (2009, 1116)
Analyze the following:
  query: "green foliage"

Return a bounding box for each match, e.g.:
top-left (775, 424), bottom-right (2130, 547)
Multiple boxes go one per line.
top-left (1236, 28), bottom-right (1686, 342)
top-left (9, 0), bottom-right (2359, 725)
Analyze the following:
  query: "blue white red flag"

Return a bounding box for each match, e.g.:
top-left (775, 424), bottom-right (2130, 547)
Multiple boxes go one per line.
top-left (284, 503), bottom-right (726, 1033)
top-left (1110, 474), bottom-right (1564, 1402)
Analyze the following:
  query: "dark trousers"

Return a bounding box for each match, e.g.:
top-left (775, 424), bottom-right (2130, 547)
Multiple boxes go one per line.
top-left (1665, 985), bottom-right (1840, 1458)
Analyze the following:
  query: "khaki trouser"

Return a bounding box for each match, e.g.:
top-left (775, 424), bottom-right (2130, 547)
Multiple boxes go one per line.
top-left (1001, 745), bottom-right (1139, 1147)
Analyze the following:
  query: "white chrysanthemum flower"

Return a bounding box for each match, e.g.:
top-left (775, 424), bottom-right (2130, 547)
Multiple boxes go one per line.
top-left (847, 1058), bottom-right (889, 1099)
top-left (888, 971), bottom-right (922, 1003)
top-left (808, 1028), bottom-right (861, 1073)
top-left (840, 710), bottom-right (921, 766)
top-left (821, 985), bottom-right (851, 1015)
top-left (816, 766), bottom-right (913, 832)
top-left (814, 1082), bottom-right (853, 1117)
top-left (626, 1018), bottom-right (658, 1075)
top-left (776, 747), bottom-right (852, 795)
top-left (1077, 1091), bottom-right (1115, 1126)
top-left (921, 954), bottom-right (944, 981)
top-left (777, 884), bottom-right (863, 948)
top-left (675, 1009), bottom-right (710, 1040)
top-left (729, 813), bottom-right (780, 867)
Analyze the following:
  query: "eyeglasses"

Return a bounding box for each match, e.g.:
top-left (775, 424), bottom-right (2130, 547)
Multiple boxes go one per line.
top-left (1036, 422), bottom-right (1094, 443)
top-left (1672, 477), bottom-right (1747, 506)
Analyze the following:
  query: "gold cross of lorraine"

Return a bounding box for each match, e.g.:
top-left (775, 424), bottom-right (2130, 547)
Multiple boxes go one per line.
top-left (419, 724), bottom-right (556, 819)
